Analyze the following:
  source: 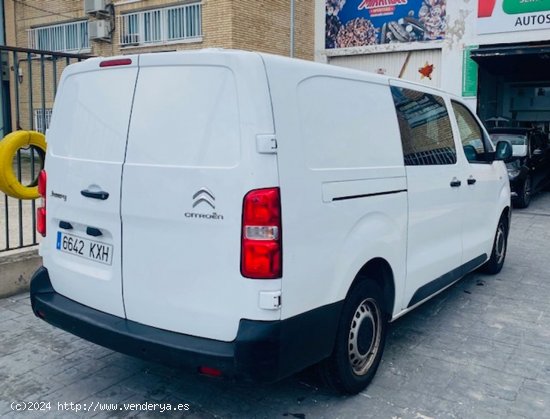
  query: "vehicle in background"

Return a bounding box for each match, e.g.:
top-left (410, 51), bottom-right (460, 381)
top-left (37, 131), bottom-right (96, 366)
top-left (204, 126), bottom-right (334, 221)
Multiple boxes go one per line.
top-left (489, 127), bottom-right (550, 208)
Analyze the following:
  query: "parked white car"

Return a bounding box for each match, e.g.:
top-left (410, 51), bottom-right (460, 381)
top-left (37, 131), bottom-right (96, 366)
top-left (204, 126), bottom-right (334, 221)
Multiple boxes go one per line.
top-left (30, 50), bottom-right (512, 394)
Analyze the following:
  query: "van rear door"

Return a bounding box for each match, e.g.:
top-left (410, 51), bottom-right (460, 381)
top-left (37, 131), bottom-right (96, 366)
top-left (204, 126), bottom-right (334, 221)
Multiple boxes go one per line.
top-left (121, 51), bottom-right (280, 342)
top-left (41, 57), bottom-right (139, 317)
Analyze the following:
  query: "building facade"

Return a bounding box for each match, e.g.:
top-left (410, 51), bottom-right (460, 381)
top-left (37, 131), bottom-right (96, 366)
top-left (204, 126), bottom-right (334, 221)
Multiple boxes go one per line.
top-left (7, 0), bottom-right (313, 58)
top-left (3, 0), bottom-right (313, 131)
top-left (316, 0), bottom-right (550, 132)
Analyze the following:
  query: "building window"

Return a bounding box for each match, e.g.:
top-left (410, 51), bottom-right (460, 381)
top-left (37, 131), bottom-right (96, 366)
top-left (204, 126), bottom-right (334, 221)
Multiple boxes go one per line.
top-left (34, 108), bottom-right (52, 133)
top-left (28, 21), bottom-right (90, 53)
top-left (119, 3), bottom-right (202, 47)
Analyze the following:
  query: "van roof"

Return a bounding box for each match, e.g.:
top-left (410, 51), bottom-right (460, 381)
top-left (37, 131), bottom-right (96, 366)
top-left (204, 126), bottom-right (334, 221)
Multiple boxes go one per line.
top-left (256, 50), bottom-right (457, 98)
top-left (81, 48), bottom-right (457, 99)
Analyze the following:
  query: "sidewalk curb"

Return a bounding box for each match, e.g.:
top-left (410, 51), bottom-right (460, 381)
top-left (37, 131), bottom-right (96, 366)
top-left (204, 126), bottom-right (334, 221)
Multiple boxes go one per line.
top-left (0, 248), bottom-right (42, 298)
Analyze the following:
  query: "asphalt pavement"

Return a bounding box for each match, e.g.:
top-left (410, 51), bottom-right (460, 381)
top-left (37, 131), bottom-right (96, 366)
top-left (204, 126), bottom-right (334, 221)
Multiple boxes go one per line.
top-left (1, 193), bottom-right (550, 418)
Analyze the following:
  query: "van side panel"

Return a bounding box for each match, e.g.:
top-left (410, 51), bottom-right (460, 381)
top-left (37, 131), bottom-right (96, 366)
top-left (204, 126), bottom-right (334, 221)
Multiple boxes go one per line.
top-left (121, 52), bottom-right (280, 342)
top-left (41, 58), bottom-right (139, 318)
top-left (262, 56), bottom-right (408, 320)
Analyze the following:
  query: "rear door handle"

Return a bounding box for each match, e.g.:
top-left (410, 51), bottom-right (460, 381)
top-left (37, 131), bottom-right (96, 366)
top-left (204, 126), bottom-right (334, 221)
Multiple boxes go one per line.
top-left (59, 221), bottom-right (73, 230)
top-left (450, 178), bottom-right (462, 187)
top-left (81, 189), bottom-right (109, 200)
top-left (467, 177), bottom-right (477, 185)
top-left (86, 227), bottom-right (103, 237)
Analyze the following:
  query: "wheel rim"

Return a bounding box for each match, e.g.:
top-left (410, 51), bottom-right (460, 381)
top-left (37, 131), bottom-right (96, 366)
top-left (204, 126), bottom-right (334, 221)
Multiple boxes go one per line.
top-left (348, 298), bottom-right (382, 376)
top-left (495, 223), bottom-right (506, 265)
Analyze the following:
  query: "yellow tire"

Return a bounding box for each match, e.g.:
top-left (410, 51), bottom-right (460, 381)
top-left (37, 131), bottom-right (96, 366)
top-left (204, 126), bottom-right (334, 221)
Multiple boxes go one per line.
top-left (0, 130), bottom-right (47, 200)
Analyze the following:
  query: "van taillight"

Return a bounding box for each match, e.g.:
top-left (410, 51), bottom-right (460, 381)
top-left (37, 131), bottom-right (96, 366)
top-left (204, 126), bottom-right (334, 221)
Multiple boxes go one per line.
top-left (37, 170), bottom-right (47, 237)
top-left (241, 188), bottom-right (282, 279)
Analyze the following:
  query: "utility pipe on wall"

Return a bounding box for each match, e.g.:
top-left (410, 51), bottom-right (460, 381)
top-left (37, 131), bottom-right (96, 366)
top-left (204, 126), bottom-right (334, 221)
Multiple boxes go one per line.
top-left (290, 0), bottom-right (295, 57)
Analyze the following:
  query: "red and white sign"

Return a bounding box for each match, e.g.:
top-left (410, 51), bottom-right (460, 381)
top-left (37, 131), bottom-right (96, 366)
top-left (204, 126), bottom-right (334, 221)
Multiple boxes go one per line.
top-left (478, 0), bottom-right (550, 35)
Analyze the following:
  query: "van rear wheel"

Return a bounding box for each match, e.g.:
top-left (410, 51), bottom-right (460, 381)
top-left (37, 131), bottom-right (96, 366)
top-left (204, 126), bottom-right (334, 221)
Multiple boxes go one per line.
top-left (320, 280), bottom-right (387, 394)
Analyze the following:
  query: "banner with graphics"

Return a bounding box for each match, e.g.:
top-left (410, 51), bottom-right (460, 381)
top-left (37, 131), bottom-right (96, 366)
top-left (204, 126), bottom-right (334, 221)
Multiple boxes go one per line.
top-left (478, 0), bottom-right (550, 34)
top-left (325, 0), bottom-right (447, 49)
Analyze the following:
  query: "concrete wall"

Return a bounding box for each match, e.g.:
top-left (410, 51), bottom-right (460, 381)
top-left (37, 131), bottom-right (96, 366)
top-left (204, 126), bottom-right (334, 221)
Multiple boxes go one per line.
top-left (0, 249), bottom-right (41, 298)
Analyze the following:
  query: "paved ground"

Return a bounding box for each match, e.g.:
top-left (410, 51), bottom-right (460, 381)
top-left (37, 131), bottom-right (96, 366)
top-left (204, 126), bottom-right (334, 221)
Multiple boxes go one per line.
top-left (1, 194), bottom-right (549, 418)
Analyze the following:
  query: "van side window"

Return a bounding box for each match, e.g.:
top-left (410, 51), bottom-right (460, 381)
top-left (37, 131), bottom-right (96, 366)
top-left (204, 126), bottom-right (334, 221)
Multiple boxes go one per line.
top-left (391, 87), bottom-right (456, 166)
top-left (451, 101), bottom-right (492, 163)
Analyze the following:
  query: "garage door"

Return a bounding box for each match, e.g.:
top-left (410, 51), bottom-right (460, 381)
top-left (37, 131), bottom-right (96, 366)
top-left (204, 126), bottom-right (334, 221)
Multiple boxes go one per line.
top-left (329, 49), bottom-right (442, 88)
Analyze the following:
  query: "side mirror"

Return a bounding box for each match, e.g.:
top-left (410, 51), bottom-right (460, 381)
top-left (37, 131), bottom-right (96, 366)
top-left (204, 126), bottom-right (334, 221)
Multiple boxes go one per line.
top-left (463, 145), bottom-right (477, 162)
top-left (533, 148), bottom-right (543, 157)
top-left (495, 140), bottom-right (513, 162)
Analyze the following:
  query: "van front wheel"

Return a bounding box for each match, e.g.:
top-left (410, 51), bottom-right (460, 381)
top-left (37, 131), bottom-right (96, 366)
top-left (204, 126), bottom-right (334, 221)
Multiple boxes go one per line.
top-left (481, 216), bottom-right (508, 275)
top-left (320, 280), bottom-right (387, 394)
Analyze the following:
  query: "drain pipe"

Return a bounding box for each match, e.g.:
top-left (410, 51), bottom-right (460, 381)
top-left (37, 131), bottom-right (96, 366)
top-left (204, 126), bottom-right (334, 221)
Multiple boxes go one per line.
top-left (290, 0), bottom-right (295, 58)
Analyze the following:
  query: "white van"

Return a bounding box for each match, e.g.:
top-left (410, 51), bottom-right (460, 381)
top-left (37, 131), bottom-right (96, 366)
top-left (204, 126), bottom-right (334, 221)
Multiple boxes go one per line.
top-left (30, 50), bottom-right (512, 394)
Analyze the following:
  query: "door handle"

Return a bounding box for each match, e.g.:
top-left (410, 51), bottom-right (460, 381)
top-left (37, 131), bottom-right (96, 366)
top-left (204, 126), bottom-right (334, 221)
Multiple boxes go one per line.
top-left (86, 227), bottom-right (102, 237)
top-left (450, 178), bottom-right (462, 187)
top-left (81, 189), bottom-right (109, 200)
top-left (59, 221), bottom-right (73, 230)
top-left (467, 177), bottom-right (477, 185)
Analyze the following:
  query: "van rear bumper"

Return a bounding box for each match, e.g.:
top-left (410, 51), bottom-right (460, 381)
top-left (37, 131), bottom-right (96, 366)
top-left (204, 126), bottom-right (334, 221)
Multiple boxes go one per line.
top-left (30, 267), bottom-right (343, 382)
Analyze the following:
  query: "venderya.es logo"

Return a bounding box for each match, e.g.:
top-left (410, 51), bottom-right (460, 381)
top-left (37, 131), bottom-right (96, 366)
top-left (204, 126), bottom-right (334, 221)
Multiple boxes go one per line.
top-left (185, 188), bottom-right (224, 220)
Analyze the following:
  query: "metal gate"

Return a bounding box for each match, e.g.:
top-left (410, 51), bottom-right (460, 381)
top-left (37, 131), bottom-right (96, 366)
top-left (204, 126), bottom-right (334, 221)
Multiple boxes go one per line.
top-left (0, 45), bottom-right (89, 253)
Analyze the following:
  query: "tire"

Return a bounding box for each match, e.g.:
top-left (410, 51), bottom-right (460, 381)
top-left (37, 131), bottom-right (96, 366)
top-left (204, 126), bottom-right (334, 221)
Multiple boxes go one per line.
top-left (0, 130), bottom-right (46, 200)
top-left (481, 216), bottom-right (508, 275)
top-left (514, 176), bottom-right (531, 209)
top-left (319, 280), bottom-right (387, 394)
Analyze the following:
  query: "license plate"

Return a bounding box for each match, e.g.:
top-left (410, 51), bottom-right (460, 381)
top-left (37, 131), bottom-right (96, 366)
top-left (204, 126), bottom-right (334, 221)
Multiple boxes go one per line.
top-left (56, 231), bottom-right (113, 265)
